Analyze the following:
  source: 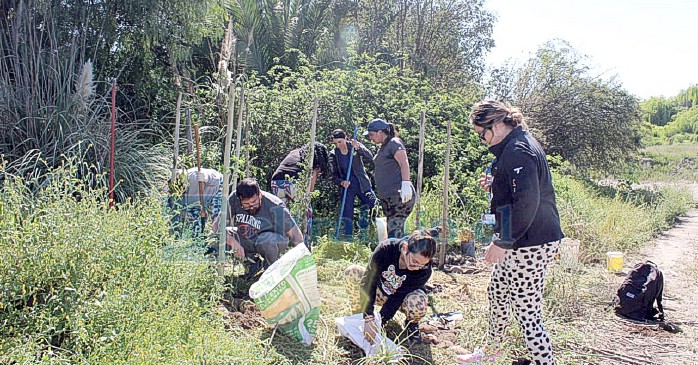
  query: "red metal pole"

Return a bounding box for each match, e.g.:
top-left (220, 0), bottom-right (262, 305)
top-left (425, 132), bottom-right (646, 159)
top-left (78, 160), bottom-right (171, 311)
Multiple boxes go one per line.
top-left (109, 80), bottom-right (116, 208)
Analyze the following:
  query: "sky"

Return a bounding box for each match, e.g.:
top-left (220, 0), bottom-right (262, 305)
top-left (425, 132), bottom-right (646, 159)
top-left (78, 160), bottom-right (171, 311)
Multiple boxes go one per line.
top-left (484, 0), bottom-right (698, 100)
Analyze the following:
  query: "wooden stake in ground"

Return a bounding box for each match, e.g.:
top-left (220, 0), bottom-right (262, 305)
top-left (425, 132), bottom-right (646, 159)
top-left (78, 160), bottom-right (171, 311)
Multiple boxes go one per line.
top-left (194, 125), bottom-right (207, 233)
top-left (438, 119), bottom-right (452, 268)
top-left (415, 110), bottom-right (426, 228)
top-left (218, 82), bottom-right (237, 276)
top-left (170, 89), bottom-right (183, 189)
top-left (231, 84), bottom-right (245, 190)
top-left (300, 97), bottom-right (318, 244)
top-left (306, 97), bottom-right (318, 196)
top-left (244, 111), bottom-right (251, 176)
top-left (108, 80), bottom-right (117, 208)
top-left (185, 106), bottom-right (193, 154)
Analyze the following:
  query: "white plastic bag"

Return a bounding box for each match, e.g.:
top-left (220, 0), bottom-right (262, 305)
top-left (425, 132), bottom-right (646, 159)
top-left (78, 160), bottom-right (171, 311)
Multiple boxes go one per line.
top-left (335, 313), bottom-right (403, 357)
top-left (375, 217), bottom-right (388, 243)
top-left (249, 244), bottom-right (321, 345)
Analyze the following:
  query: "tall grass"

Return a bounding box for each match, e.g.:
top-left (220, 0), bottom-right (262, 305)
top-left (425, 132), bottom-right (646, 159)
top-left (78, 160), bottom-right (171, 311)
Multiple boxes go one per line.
top-left (629, 144), bottom-right (698, 182)
top-left (554, 172), bottom-right (695, 262)
top-left (0, 162), bottom-right (283, 364)
top-left (0, 1), bottom-right (169, 199)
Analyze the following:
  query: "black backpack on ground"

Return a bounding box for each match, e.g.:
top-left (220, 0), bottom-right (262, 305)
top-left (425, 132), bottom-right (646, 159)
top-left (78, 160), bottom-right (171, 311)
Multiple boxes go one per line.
top-left (615, 261), bottom-right (664, 322)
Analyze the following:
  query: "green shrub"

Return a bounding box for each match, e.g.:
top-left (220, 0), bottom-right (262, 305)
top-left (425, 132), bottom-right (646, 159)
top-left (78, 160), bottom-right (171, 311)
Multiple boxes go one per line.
top-left (0, 163), bottom-right (283, 364)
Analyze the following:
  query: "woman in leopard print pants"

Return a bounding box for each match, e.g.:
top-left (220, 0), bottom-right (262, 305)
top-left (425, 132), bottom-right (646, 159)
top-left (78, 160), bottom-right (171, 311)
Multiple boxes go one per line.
top-left (344, 265), bottom-right (429, 323)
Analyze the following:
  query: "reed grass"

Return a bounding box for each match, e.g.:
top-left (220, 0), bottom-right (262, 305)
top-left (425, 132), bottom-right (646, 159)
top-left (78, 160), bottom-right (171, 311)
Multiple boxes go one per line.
top-left (0, 1), bottom-right (169, 199)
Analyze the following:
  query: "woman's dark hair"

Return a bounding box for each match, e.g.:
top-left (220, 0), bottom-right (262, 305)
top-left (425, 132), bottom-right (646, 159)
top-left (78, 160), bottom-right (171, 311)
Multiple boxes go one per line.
top-left (331, 129), bottom-right (346, 139)
top-left (299, 142), bottom-right (330, 175)
top-left (373, 124), bottom-right (399, 140)
top-left (384, 123), bottom-right (399, 139)
top-left (406, 229), bottom-right (437, 260)
top-left (236, 177), bottom-right (260, 199)
top-left (469, 99), bottom-right (527, 130)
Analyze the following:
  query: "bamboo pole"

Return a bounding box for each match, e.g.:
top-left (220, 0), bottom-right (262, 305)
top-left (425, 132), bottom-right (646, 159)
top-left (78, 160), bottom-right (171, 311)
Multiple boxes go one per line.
top-left (108, 80), bottom-right (117, 208)
top-left (170, 90), bottom-right (183, 187)
top-left (438, 119), bottom-right (452, 269)
top-left (231, 84), bottom-right (245, 190)
top-left (301, 97), bottom-right (318, 240)
top-left (306, 97), bottom-right (318, 198)
top-left (244, 111), bottom-right (251, 175)
top-left (414, 110), bottom-right (426, 228)
top-left (194, 125), bottom-right (207, 233)
top-left (185, 106), bottom-right (193, 154)
top-left (218, 82), bottom-right (237, 276)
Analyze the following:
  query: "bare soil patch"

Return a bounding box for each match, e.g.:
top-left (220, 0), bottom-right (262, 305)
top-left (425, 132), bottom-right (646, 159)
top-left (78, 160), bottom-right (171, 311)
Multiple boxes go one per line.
top-left (579, 183), bottom-right (698, 364)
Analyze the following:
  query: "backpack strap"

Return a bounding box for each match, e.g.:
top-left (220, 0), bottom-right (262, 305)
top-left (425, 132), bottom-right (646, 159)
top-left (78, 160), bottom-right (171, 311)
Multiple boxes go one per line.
top-left (656, 271), bottom-right (665, 321)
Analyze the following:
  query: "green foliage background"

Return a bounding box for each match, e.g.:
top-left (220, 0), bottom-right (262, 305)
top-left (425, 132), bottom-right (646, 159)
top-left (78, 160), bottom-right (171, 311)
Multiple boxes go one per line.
top-left (0, 0), bottom-right (697, 363)
top-left (0, 163), bottom-right (282, 364)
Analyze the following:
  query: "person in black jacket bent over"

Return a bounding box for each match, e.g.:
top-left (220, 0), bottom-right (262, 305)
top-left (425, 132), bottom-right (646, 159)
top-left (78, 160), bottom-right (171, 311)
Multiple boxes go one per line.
top-left (459, 100), bottom-right (564, 365)
top-left (344, 230), bottom-right (437, 345)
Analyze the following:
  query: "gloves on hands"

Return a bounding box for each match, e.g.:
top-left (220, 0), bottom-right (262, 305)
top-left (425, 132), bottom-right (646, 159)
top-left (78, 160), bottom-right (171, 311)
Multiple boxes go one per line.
top-left (400, 181), bottom-right (414, 203)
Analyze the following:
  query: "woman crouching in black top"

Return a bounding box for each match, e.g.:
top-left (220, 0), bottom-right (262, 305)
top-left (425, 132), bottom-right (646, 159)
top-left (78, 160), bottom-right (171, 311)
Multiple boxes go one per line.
top-left (344, 230), bottom-right (437, 345)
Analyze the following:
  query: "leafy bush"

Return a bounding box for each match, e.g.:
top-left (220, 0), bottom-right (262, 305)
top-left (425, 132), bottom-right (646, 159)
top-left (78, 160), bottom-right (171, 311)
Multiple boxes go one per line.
top-left (0, 162), bottom-right (282, 364)
top-left (233, 61), bottom-right (487, 234)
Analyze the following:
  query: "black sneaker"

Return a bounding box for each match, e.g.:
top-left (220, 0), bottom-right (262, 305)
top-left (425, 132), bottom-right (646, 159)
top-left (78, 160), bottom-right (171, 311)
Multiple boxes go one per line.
top-left (243, 257), bottom-right (263, 280)
top-left (512, 358), bottom-right (532, 365)
top-left (404, 321), bottom-right (422, 345)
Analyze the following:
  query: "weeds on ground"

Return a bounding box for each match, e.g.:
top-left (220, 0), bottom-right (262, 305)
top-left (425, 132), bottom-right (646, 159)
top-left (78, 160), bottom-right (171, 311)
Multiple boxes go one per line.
top-left (554, 172), bottom-right (695, 262)
top-left (621, 144), bottom-right (698, 182)
top-left (0, 162), bottom-right (280, 364)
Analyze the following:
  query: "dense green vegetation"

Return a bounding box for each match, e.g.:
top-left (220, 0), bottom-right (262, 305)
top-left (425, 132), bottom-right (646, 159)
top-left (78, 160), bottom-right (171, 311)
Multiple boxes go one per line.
top-left (0, 163), bottom-right (280, 364)
top-left (641, 85), bottom-right (698, 144)
top-left (1, 156), bottom-right (694, 364)
top-left (1, 0), bottom-right (697, 363)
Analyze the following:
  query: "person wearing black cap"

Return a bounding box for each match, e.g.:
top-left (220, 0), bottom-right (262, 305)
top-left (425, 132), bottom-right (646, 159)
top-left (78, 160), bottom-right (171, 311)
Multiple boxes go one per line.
top-left (364, 118), bottom-right (415, 238)
top-left (329, 129), bottom-right (377, 238)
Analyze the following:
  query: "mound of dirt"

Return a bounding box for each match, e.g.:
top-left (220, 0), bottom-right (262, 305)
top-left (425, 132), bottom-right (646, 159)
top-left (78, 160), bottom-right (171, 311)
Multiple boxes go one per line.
top-left (217, 298), bottom-right (271, 330)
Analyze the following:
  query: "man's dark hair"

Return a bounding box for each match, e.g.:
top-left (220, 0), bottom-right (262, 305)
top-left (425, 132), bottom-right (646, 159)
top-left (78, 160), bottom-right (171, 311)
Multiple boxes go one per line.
top-left (236, 178), bottom-right (260, 199)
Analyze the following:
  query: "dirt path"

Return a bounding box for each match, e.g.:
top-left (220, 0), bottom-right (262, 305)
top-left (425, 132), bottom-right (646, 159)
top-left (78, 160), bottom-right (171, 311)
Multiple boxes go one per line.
top-left (582, 183), bottom-right (698, 365)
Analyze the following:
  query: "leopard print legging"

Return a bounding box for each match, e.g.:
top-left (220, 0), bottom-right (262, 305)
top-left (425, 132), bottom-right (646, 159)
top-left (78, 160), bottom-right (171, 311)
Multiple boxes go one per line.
top-left (344, 264), bottom-right (428, 324)
top-left (488, 240), bottom-right (560, 365)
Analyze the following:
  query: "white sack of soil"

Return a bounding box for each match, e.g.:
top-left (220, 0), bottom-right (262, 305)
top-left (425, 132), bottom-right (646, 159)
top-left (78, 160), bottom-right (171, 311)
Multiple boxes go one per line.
top-left (249, 244), bottom-right (321, 345)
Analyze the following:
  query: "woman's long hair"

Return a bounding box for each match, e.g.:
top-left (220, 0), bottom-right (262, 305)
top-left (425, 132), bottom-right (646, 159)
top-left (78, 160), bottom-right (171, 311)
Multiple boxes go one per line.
top-left (299, 142), bottom-right (330, 175)
top-left (469, 100), bottom-right (527, 129)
